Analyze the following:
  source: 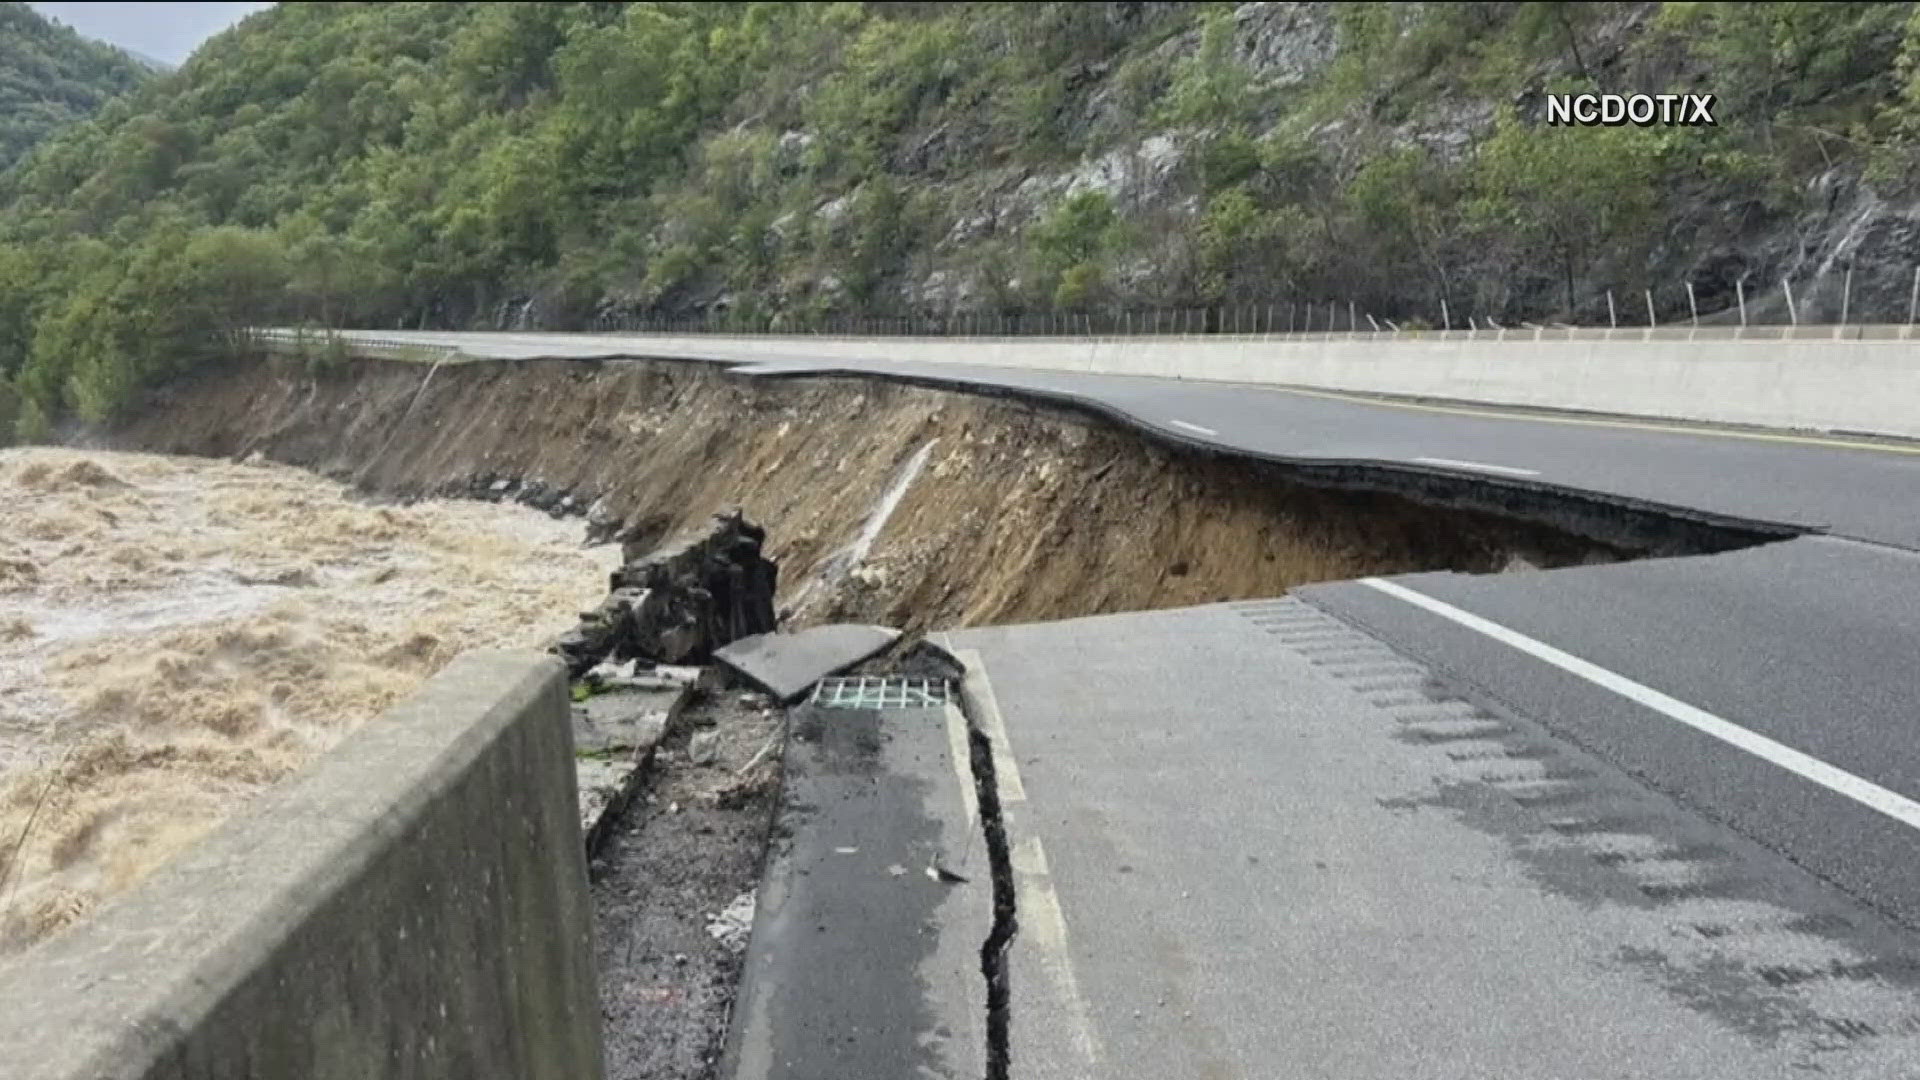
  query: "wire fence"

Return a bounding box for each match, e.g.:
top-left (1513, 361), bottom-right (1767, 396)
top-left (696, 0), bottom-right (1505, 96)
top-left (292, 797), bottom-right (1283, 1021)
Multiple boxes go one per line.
top-left (575, 267), bottom-right (1920, 340)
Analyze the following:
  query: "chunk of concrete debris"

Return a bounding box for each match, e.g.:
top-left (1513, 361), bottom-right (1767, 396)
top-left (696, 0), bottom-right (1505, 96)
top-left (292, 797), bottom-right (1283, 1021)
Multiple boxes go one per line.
top-left (585, 658), bottom-right (638, 684)
top-left (574, 667), bottom-right (701, 854)
top-left (706, 890), bottom-right (756, 953)
top-left (688, 729), bottom-right (721, 766)
top-left (714, 624), bottom-right (902, 704)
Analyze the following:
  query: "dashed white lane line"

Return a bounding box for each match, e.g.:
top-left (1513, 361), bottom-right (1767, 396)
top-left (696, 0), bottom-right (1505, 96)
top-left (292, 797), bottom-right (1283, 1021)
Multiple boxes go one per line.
top-left (1359, 577), bottom-right (1920, 832)
top-left (1412, 456), bottom-right (1541, 477)
top-left (1168, 419), bottom-right (1218, 437)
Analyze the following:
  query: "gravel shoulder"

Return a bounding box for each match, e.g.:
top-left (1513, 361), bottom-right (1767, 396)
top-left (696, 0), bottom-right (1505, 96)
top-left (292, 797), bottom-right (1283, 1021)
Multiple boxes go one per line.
top-left (592, 682), bottom-right (784, 1080)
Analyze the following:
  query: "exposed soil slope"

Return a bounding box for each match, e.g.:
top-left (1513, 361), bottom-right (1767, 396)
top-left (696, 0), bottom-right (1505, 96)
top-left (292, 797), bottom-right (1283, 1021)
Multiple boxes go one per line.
top-left (117, 355), bottom-right (1622, 637)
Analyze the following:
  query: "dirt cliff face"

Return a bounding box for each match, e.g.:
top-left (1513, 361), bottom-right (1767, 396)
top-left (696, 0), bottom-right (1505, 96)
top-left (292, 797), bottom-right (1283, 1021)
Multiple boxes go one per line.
top-left (113, 354), bottom-right (1616, 635)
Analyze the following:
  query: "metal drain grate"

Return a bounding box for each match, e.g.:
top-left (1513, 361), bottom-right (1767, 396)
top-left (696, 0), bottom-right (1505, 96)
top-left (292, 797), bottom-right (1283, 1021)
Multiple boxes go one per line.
top-left (810, 677), bottom-right (952, 710)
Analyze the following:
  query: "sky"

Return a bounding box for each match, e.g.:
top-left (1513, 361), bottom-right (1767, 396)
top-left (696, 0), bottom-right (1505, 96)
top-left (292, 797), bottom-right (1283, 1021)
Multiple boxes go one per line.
top-left (30, 2), bottom-right (275, 66)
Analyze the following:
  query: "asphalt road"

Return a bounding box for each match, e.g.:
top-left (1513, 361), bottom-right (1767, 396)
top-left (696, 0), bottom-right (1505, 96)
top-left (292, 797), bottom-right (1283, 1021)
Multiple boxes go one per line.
top-left (947, 603), bottom-right (1920, 1078)
top-left (348, 331), bottom-right (1920, 878)
top-left (1300, 535), bottom-right (1920, 925)
top-left (337, 330), bottom-right (1920, 547)
top-left (342, 330), bottom-right (1920, 1071)
top-left (722, 696), bottom-right (986, 1080)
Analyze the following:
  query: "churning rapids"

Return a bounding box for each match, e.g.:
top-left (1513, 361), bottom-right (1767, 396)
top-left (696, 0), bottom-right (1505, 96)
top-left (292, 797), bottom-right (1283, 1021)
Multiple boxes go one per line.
top-left (0, 447), bottom-right (616, 956)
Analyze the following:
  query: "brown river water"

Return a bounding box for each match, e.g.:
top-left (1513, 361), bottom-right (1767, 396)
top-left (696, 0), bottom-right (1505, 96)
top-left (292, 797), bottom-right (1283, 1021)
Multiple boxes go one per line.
top-left (0, 447), bottom-right (617, 956)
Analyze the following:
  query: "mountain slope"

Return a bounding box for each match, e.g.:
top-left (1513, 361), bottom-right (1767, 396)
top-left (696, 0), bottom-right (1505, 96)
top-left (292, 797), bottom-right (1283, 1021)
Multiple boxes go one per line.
top-left (3, 2), bottom-right (1920, 440)
top-left (0, 2), bottom-right (152, 173)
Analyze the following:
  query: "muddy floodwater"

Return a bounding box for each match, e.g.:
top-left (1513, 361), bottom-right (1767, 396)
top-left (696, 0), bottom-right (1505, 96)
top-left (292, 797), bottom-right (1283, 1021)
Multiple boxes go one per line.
top-left (0, 447), bottom-right (618, 956)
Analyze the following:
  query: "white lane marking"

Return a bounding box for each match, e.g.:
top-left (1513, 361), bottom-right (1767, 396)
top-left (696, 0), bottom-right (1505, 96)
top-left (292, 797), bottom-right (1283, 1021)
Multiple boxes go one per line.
top-left (952, 647), bottom-right (1025, 803)
top-left (1168, 419), bottom-right (1218, 437)
top-left (1012, 833), bottom-right (1102, 1074)
top-left (943, 702), bottom-right (980, 831)
top-left (1359, 578), bottom-right (1920, 832)
top-left (1412, 456), bottom-right (1541, 477)
top-left (947, 644), bottom-right (1099, 1074)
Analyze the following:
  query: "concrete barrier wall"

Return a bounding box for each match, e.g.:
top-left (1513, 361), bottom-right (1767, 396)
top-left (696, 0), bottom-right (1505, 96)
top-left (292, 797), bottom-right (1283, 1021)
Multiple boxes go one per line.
top-left (0, 651), bottom-right (604, 1080)
top-left (561, 331), bottom-right (1920, 439)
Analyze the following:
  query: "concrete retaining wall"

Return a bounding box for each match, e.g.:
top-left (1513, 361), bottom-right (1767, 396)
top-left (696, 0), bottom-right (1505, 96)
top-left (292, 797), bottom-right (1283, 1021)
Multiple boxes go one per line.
top-left (586, 330), bottom-right (1920, 439)
top-left (0, 651), bottom-right (604, 1080)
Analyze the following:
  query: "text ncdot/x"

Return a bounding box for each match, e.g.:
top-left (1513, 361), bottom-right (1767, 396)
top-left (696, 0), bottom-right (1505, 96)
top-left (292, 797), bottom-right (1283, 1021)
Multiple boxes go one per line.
top-left (1544, 93), bottom-right (1717, 127)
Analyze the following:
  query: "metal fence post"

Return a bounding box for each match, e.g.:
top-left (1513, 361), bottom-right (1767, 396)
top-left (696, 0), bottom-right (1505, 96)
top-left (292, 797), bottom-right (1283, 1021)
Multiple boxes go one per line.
top-left (1606, 290), bottom-right (1617, 330)
top-left (1686, 281), bottom-right (1698, 328)
top-left (1838, 266), bottom-right (1852, 338)
top-left (1440, 297), bottom-right (1450, 332)
top-left (1736, 277), bottom-right (1748, 329)
top-left (1348, 300), bottom-right (1357, 333)
top-left (1783, 278), bottom-right (1798, 327)
top-left (1645, 289), bottom-right (1656, 331)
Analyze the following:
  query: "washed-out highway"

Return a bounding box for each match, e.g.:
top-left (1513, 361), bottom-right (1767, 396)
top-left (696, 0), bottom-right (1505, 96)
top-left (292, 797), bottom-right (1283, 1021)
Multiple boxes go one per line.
top-left (365, 328), bottom-right (1920, 1078)
top-left (8, 326), bottom-right (1920, 1079)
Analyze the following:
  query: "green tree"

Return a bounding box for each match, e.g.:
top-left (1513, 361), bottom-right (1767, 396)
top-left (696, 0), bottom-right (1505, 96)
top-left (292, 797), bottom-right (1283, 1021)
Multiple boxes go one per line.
top-left (1028, 191), bottom-right (1121, 306)
top-left (1344, 147), bottom-right (1463, 311)
top-left (1159, 8), bottom-right (1253, 129)
top-left (1468, 111), bottom-right (1669, 314)
top-left (0, 2), bottom-right (154, 172)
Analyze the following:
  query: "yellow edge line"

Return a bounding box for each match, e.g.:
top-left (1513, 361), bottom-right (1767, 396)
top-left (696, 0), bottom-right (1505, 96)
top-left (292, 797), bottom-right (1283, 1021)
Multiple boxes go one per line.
top-left (1266, 384), bottom-right (1920, 457)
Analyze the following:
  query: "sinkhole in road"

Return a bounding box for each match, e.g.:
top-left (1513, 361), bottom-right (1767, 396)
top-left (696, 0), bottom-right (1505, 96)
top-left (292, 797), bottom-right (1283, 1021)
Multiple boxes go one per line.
top-left (116, 353), bottom-right (1794, 638)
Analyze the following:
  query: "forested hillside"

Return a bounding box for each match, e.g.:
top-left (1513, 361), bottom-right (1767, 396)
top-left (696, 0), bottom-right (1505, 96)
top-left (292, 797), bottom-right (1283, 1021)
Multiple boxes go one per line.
top-left (0, 3), bottom-right (151, 172)
top-left (3, 2), bottom-right (1920, 440)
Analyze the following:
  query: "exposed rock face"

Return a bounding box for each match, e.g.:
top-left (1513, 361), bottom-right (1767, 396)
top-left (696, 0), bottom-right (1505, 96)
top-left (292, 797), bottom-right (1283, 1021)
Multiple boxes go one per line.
top-left (553, 511), bottom-right (779, 676)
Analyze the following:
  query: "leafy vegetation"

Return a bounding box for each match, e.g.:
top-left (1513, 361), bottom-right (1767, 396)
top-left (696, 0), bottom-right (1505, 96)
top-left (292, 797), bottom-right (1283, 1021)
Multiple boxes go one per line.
top-left (0, 3), bottom-right (151, 174)
top-left (2, 1), bottom-right (1919, 438)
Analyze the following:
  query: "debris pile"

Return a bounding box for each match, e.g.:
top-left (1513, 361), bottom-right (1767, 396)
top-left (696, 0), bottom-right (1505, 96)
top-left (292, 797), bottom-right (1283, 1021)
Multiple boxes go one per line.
top-left (553, 510), bottom-right (779, 676)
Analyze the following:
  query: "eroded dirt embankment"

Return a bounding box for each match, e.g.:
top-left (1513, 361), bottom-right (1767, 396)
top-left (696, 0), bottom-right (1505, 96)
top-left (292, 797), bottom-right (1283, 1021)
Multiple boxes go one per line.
top-left (115, 355), bottom-right (1636, 636)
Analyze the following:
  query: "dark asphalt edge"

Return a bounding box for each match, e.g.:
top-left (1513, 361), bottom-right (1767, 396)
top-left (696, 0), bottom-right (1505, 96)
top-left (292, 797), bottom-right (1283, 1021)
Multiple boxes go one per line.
top-left (582, 350), bottom-right (1810, 556)
top-left (344, 344), bottom-right (1812, 554)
